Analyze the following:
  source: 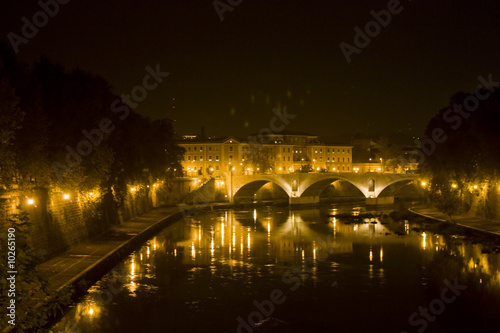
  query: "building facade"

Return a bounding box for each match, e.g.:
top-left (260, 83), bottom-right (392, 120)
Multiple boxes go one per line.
top-left (178, 133), bottom-right (353, 177)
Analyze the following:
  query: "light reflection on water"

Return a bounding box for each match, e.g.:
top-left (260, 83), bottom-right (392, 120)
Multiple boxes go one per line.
top-left (51, 204), bottom-right (500, 333)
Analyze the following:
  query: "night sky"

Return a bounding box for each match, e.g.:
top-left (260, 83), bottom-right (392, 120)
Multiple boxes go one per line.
top-left (2, 0), bottom-right (499, 141)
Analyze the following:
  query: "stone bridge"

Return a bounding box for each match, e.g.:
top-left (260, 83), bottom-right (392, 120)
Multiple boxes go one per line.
top-left (227, 172), bottom-right (419, 205)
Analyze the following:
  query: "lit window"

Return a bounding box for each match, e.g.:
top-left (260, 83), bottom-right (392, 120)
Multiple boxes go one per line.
top-left (229, 155), bottom-right (233, 161)
top-left (216, 166), bottom-right (219, 171)
top-left (200, 147), bottom-right (203, 152)
top-left (320, 149), bottom-right (322, 153)
top-left (315, 149), bottom-right (318, 153)
top-left (209, 156), bottom-right (212, 161)
top-left (216, 156), bottom-right (219, 161)
top-left (200, 156), bottom-right (203, 161)
top-left (193, 156), bottom-right (197, 161)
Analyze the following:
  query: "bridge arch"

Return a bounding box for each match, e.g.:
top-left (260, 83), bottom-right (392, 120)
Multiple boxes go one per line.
top-left (233, 177), bottom-right (291, 202)
top-left (376, 178), bottom-right (417, 197)
top-left (299, 176), bottom-right (365, 198)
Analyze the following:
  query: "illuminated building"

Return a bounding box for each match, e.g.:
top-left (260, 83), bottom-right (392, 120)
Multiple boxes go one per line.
top-left (178, 132), bottom-right (353, 176)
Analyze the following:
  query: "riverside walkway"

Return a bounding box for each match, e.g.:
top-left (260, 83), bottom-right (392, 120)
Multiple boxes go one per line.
top-left (2, 205), bottom-right (210, 333)
top-left (409, 206), bottom-right (500, 236)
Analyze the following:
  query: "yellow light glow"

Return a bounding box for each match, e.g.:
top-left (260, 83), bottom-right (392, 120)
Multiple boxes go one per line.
top-left (473, 185), bottom-right (478, 189)
top-left (27, 199), bottom-right (34, 205)
top-left (279, 167), bottom-right (282, 171)
top-left (421, 182), bottom-right (427, 187)
top-left (232, 167), bottom-right (236, 171)
top-left (89, 192), bottom-right (94, 196)
top-left (220, 181), bottom-right (224, 185)
top-left (89, 307), bottom-right (94, 316)
top-left (422, 232), bottom-right (427, 249)
top-left (130, 188), bottom-right (136, 192)
top-left (452, 184), bottom-right (457, 188)
top-left (63, 194), bottom-right (70, 200)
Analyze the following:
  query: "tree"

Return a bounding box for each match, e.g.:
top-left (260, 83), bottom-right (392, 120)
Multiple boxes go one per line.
top-left (297, 164), bottom-right (313, 173)
top-left (242, 144), bottom-right (273, 173)
top-left (421, 89), bottom-right (500, 219)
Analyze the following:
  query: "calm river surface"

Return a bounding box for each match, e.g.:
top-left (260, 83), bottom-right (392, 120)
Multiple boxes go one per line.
top-left (51, 204), bottom-right (500, 333)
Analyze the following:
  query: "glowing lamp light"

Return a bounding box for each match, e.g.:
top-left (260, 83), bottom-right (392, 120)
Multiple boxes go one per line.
top-left (63, 194), bottom-right (70, 200)
top-left (317, 167), bottom-right (320, 171)
top-left (473, 185), bottom-right (478, 189)
top-left (89, 192), bottom-right (94, 196)
top-left (130, 188), bottom-right (136, 192)
top-left (27, 198), bottom-right (34, 205)
top-left (89, 307), bottom-right (94, 316)
top-left (232, 167), bottom-right (236, 171)
top-left (210, 168), bottom-right (214, 171)
top-left (421, 182), bottom-right (427, 187)
top-left (452, 184), bottom-right (457, 188)
top-left (220, 181), bottom-right (224, 185)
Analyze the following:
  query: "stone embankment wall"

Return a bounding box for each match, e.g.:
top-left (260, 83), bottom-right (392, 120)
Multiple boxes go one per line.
top-left (1, 179), bottom-right (191, 259)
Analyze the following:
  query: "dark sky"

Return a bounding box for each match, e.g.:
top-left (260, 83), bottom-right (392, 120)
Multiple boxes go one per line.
top-left (1, 0), bottom-right (500, 141)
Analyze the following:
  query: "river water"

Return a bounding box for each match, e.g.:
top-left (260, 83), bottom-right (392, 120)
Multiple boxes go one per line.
top-left (50, 204), bottom-right (500, 333)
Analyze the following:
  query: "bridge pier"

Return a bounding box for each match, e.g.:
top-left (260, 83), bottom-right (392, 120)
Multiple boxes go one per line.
top-left (366, 196), bottom-right (394, 205)
top-left (289, 196), bottom-right (320, 205)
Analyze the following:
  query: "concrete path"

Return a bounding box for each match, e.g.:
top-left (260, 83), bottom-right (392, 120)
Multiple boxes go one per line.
top-left (38, 207), bottom-right (182, 295)
top-left (409, 206), bottom-right (500, 236)
top-left (1, 206), bottom-right (192, 333)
